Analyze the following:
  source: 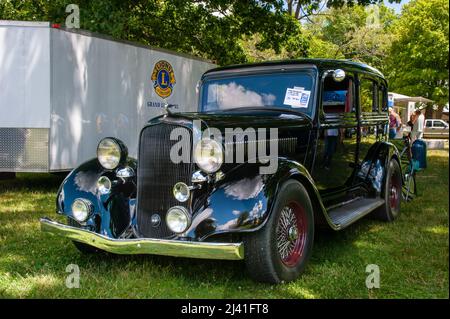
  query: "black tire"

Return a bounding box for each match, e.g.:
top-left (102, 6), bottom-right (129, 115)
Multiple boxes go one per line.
top-left (67, 218), bottom-right (102, 254)
top-left (244, 180), bottom-right (314, 284)
top-left (72, 240), bottom-right (102, 254)
top-left (374, 159), bottom-right (402, 221)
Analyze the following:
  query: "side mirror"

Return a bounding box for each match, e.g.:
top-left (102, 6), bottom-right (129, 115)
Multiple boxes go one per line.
top-left (332, 69), bottom-right (346, 82)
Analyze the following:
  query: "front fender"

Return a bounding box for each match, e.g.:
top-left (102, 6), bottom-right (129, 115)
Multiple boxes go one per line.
top-left (56, 157), bottom-right (137, 238)
top-left (186, 158), bottom-right (330, 240)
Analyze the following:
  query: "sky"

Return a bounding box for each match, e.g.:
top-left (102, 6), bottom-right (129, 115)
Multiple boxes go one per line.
top-left (384, 0), bottom-right (410, 14)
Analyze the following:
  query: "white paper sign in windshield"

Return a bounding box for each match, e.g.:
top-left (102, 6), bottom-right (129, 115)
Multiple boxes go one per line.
top-left (283, 88), bottom-right (311, 108)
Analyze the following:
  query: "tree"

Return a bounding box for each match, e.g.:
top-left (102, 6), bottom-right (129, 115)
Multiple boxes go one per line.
top-left (0, 0), bottom-right (299, 65)
top-left (303, 3), bottom-right (396, 72)
top-left (285, 0), bottom-right (400, 22)
top-left (0, 0), bottom-right (401, 65)
top-left (387, 0), bottom-right (449, 114)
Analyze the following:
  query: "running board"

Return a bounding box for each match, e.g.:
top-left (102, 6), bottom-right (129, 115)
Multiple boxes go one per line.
top-left (327, 198), bottom-right (385, 230)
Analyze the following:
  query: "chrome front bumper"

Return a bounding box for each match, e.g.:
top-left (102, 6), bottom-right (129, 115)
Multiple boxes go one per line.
top-left (40, 218), bottom-right (244, 260)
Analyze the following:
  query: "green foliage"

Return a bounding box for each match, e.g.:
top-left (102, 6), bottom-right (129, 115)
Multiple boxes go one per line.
top-left (387, 0), bottom-right (449, 107)
top-left (0, 0), bottom-right (400, 66)
top-left (304, 4), bottom-right (397, 73)
top-left (286, 0), bottom-right (400, 20)
top-left (0, 0), bottom-right (299, 65)
top-left (241, 15), bottom-right (310, 62)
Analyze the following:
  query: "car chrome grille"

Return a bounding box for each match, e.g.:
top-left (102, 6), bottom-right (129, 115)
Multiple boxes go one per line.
top-left (136, 123), bottom-right (193, 238)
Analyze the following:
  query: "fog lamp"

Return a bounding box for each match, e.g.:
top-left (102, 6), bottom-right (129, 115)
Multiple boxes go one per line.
top-left (173, 182), bottom-right (190, 202)
top-left (97, 176), bottom-right (112, 195)
top-left (166, 206), bottom-right (191, 234)
top-left (71, 199), bottom-right (92, 222)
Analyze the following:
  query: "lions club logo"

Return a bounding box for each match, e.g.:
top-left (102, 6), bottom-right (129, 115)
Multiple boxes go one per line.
top-left (151, 60), bottom-right (176, 98)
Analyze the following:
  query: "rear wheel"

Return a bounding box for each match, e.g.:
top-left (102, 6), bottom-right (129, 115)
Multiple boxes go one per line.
top-left (374, 159), bottom-right (402, 221)
top-left (244, 180), bottom-right (314, 283)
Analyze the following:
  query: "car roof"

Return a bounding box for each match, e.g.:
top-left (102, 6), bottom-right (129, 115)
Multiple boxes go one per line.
top-left (204, 58), bottom-right (385, 80)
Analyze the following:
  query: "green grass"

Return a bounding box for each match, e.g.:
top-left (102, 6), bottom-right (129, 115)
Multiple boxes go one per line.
top-left (0, 151), bottom-right (448, 298)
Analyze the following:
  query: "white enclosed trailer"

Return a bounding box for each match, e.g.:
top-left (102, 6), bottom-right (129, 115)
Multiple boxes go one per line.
top-left (0, 21), bottom-right (215, 172)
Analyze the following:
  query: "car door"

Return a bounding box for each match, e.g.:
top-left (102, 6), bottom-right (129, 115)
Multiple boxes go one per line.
top-left (357, 76), bottom-right (388, 195)
top-left (312, 71), bottom-right (358, 205)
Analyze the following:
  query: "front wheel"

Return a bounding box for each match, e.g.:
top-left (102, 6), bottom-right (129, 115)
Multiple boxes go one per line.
top-left (244, 180), bottom-right (314, 283)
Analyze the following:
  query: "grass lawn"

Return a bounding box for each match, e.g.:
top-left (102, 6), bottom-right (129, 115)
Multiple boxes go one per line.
top-left (0, 150), bottom-right (448, 299)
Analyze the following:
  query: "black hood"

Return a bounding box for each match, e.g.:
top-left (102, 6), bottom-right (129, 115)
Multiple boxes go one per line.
top-left (147, 108), bottom-right (313, 132)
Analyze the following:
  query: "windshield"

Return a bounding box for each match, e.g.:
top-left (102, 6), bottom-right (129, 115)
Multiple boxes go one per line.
top-left (200, 70), bottom-right (316, 115)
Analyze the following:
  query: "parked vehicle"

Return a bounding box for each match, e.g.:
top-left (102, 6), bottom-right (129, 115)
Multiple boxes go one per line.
top-left (41, 59), bottom-right (405, 283)
top-left (0, 21), bottom-right (215, 174)
top-left (424, 119), bottom-right (449, 139)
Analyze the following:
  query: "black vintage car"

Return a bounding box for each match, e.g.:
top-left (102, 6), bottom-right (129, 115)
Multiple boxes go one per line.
top-left (41, 59), bottom-right (404, 283)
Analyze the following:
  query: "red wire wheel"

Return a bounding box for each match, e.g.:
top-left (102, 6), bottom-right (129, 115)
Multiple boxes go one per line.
top-left (388, 168), bottom-right (401, 214)
top-left (276, 201), bottom-right (308, 267)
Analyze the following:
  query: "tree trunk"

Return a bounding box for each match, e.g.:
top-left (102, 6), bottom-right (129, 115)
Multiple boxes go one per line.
top-left (287, 0), bottom-right (293, 15)
top-left (295, 2), bottom-right (302, 20)
top-left (434, 105), bottom-right (444, 119)
top-left (425, 105), bottom-right (433, 119)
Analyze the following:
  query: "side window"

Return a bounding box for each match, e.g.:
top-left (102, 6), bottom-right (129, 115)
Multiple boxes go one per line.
top-left (426, 121), bottom-right (433, 128)
top-left (434, 120), bottom-right (446, 128)
top-left (322, 75), bottom-right (356, 114)
top-left (359, 77), bottom-right (377, 113)
top-left (358, 77), bottom-right (385, 167)
top-left (378, 85), bottom-right (387, 112)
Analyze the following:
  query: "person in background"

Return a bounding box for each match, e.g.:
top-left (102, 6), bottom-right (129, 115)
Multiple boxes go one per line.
top-left (413, 109), bottom-right (425, 140)
top-left (389, 107), bottom-right (402, 139)
top-left (407, 113), bottom-right (416, 131)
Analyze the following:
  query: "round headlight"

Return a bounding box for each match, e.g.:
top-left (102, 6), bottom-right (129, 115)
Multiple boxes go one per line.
top-left (97, 176), bottom-right (112, 195)
top-left (173, 182), bottom-right (190, 202)
top-left (71, 199), bottom-right (92, 222)
top-left (193, 138), bottom-right (223, 174)
top-left (166, 206), bottom-right (191, 233)
top-left (97, 138), bottom-right (126, 170)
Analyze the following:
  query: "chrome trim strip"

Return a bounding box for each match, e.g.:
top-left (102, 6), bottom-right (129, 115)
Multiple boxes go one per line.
top-left (40, 218), bottom-right (244, 260)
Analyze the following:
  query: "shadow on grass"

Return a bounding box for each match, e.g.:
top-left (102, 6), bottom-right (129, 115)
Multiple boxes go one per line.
top-left (1, 203), bottom-right (447, 298)
top-left (0, 151), bottom-right (447, 298)
top-left (0, 173), bottom-right (66, 194)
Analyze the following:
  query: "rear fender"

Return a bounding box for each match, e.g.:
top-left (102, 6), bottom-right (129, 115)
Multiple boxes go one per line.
top-left (355, 141), bottom-right (401, 195)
